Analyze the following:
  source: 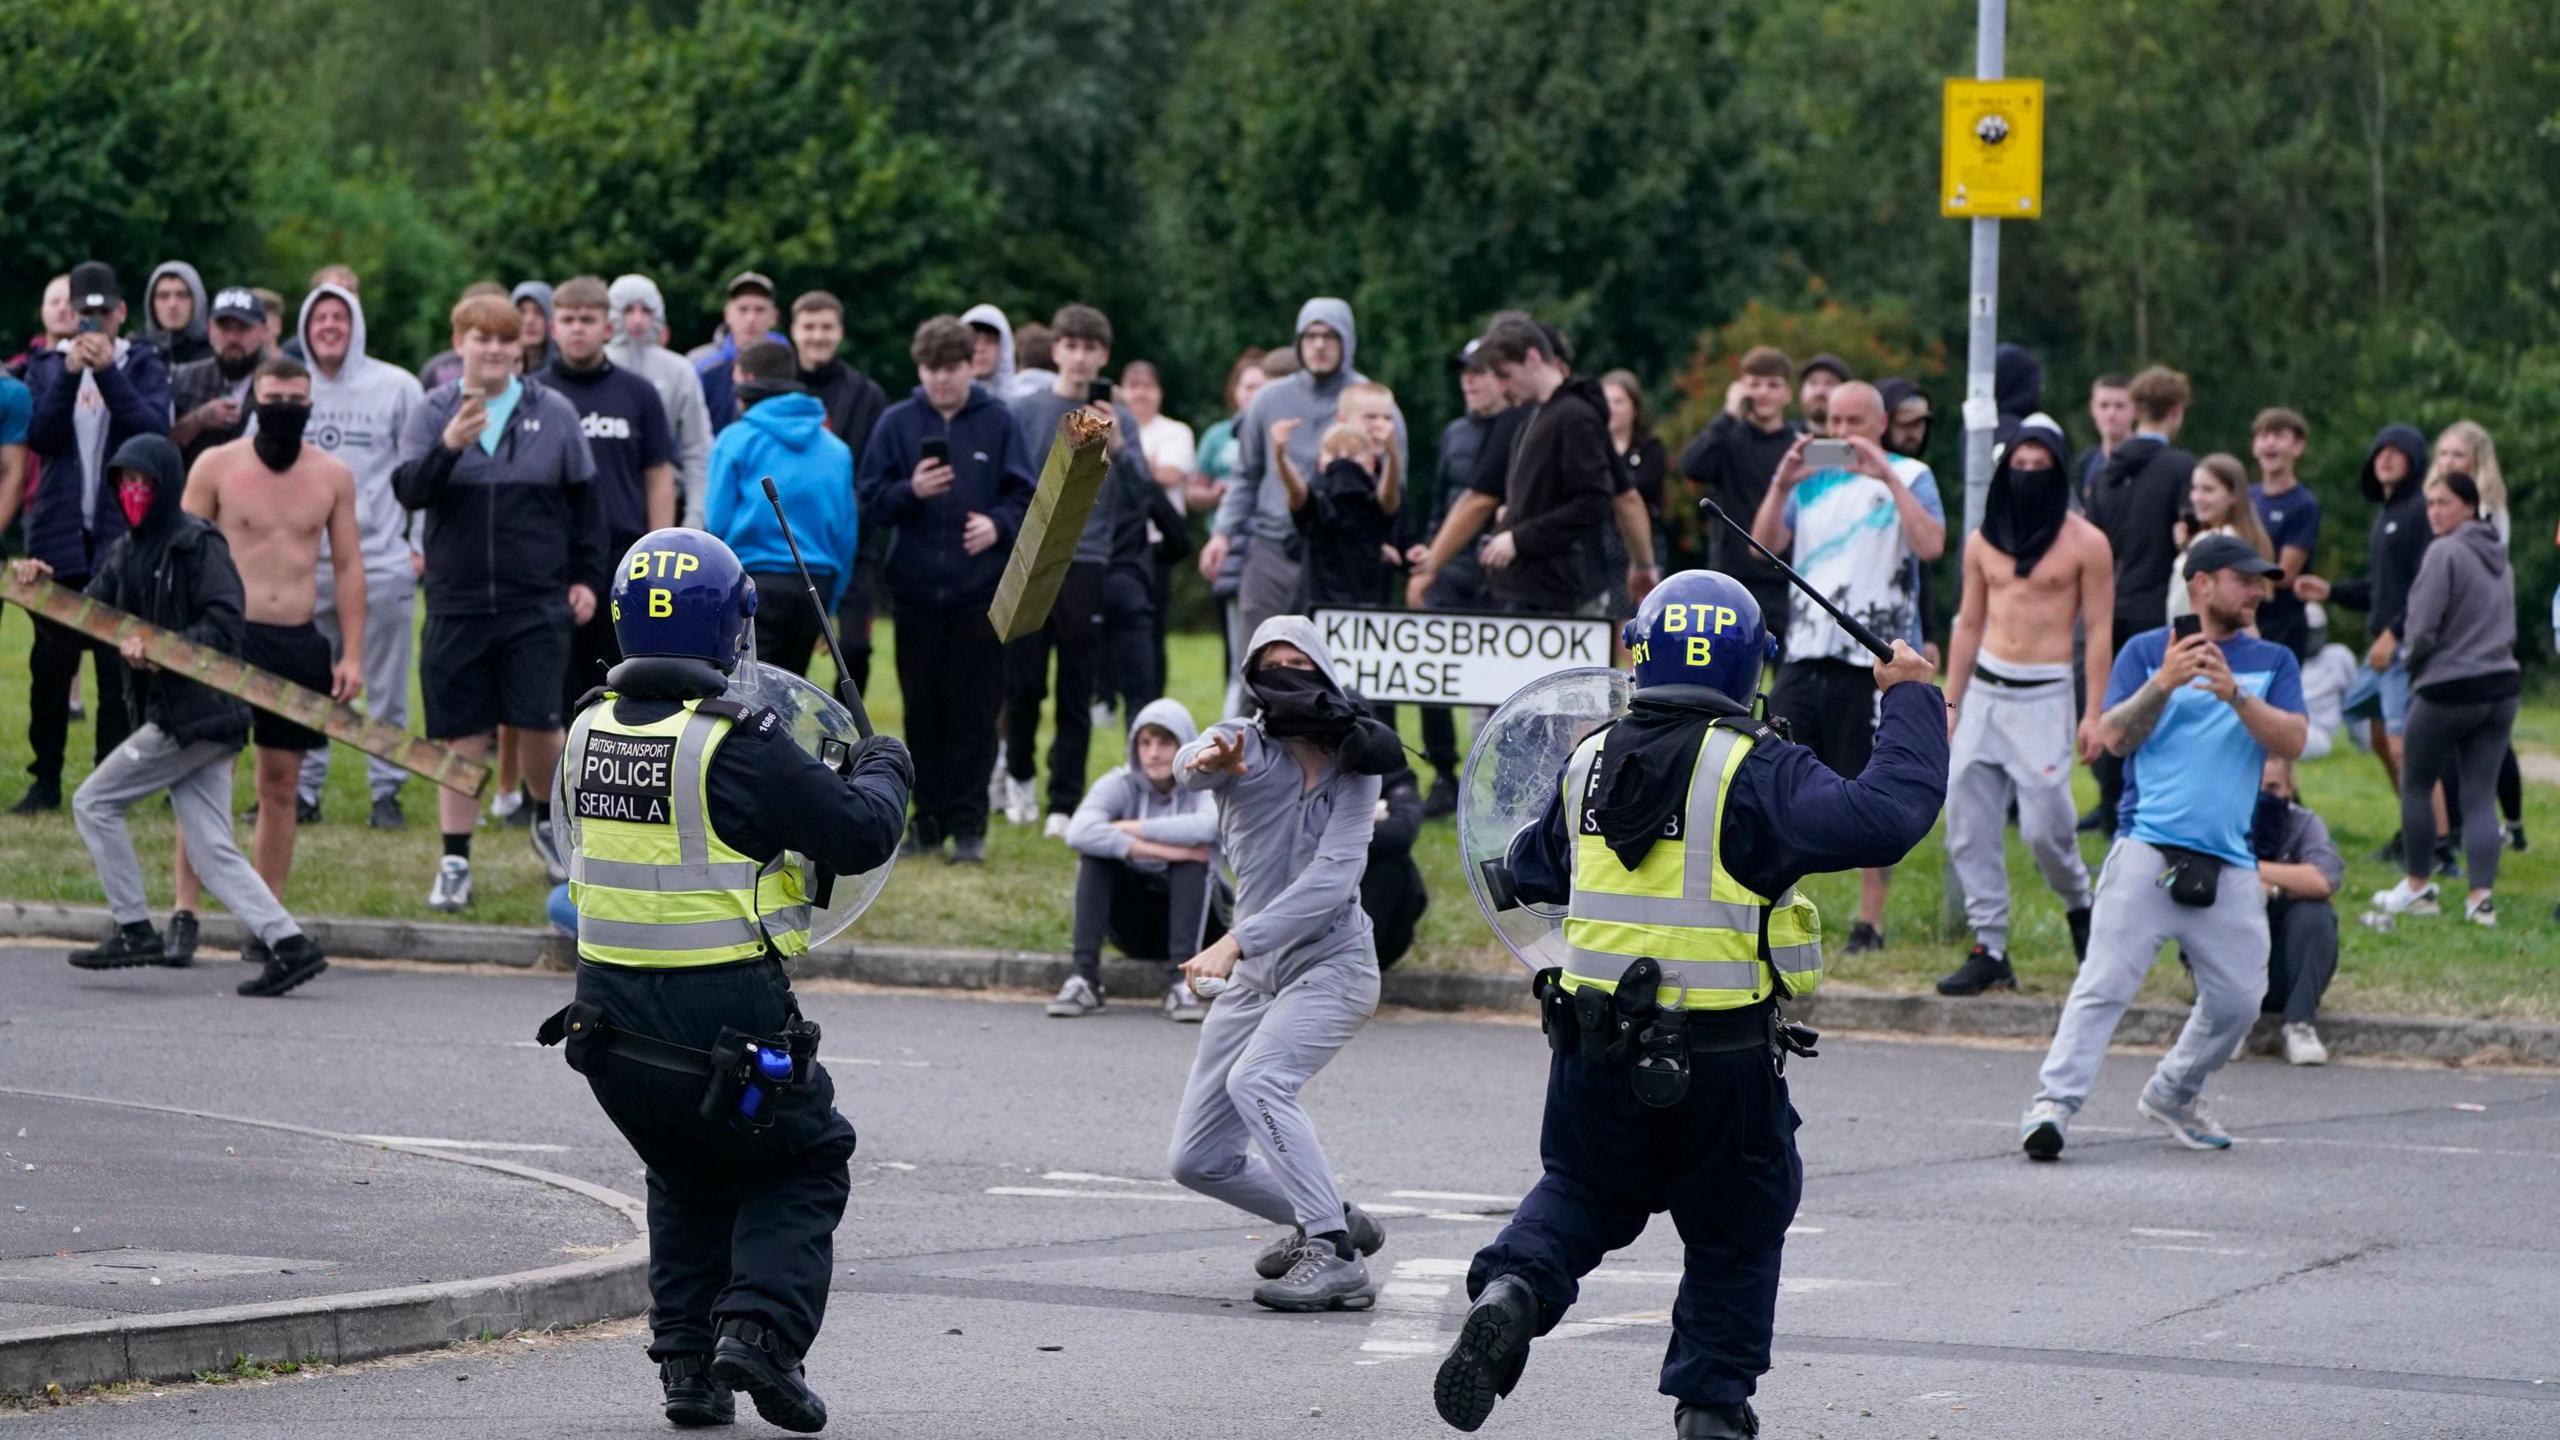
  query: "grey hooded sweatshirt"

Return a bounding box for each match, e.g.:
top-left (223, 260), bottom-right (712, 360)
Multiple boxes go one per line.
top-left (1177, 615), bottom-right (1380, 991)
top-left (1065, 697), bottom-right (1219, 872)
top-left (959, 302), bottom-right (1023, 399)
top-left (142, 260), bottom-right (209, 365)
top-left (604, 274), bottom-right (714, 523)
top-left (2403, 517), bottom-right (2518, 691)
top-left (293, 284), bottom-right (424, 591)
top-left (1212, 297), bottom-right (1407, 546)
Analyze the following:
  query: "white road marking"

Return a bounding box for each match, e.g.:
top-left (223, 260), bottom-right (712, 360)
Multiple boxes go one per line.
top-left (358, 1136), bottom-right (569, 1154)
top-left (1948, 1116), bottom-right (2557, 1161)
top-left (1391, 1189), bottom-right (1518, 1206)
top-left (1041, 1170), bottom-right (1176, 1187)
top-left (2130, 1244), bottom-right (2261, 1256)
top-left (2131, 1227), bottom-right (2215, 1238)
top-left (983, 1186), bottom-right (1212, 1203)
top-left (1548, 1308), bottom-right (1671, 1341)
top-left (1359, 1259), bottom-right (1454, 1359)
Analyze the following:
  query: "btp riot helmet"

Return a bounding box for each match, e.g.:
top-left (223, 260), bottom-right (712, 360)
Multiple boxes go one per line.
top-left (611, 529), bottom-right (759, 673)
top-left (1623, 569), bottom-right (1775, 701)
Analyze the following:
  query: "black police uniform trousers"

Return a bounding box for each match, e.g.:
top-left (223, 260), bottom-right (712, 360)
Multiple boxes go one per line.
top-left (1465, 1031), bottom-right (1803, 1408)
top-left (574, 957), bottom-right (858, 1363)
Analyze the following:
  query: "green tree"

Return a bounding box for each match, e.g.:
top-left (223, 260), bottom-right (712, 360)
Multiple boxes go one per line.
top-left (0, 0), bottom-right (259, 337)
top-left (459, 0), bottom-right (998, 378)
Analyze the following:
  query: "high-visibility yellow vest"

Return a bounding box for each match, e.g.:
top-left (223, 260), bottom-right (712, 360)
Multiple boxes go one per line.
top-left (1559, 722), bottom-right (1824, 1011)
top-left (563, 696), bottom-right (812, 969)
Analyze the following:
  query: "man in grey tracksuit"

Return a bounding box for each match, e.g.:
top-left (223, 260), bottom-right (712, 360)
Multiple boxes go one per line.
top-left (606, 274), bottom-right (714, 526)
top-left (1168, 616), bottom-right (1393, 1311)
top-left (1201, 300), bottom-right (1407, 685)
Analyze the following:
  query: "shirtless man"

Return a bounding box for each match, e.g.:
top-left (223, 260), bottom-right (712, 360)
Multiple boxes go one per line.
top-left (169, 357), bottom-right (363, 964)
top-left (1937, 414), bottom-right (2114, 996)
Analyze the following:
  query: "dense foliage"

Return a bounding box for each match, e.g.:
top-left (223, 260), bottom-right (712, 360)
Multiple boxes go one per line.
top-left (3, 0), bottom-right (2552, 643)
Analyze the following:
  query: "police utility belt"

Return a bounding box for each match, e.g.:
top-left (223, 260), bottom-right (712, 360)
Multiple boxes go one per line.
top-left (1530, 959), bottom-right (1821, 1109)
top-left (535, 999), bottom-right (820, 1132)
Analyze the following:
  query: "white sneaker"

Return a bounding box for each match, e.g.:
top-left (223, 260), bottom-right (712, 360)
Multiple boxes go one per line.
top-left (2020, 1099), bottom-right (2069, 1161)
top-left (2464, 894), bottom-right (2498, 927)
top-left (2283, 1022), bottom-right (2329, 1066)
top-left (487, 788), bottom-right (524, 826)
top-left (427, 856), bottom-right (473, 912)
top-left (988, 746), bottom-right (1010, 813)
top-left (2369, 878), bottom-right (2439, 916)
top-left (1003, 777), bottom-right (1039, 827)
top-left (1090, 701), bottom-right (1115, 729)
top-left (1042, 812), bottom-right (1070, 840)
top-left (1045, 974), bottom-right (1103, 1017)
top-left (1162, 978), bottom-right (1206, 1023)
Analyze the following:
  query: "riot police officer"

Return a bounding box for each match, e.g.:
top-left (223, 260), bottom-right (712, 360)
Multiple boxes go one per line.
top-left (538, 529), bottom-right (911, 1433)
top-left (1434, 570), bottom-right (1946, 1438)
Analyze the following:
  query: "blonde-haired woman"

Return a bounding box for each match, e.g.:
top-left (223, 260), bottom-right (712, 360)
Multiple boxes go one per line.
top-left (2431, 420), bottom-right (2527, 850)
top-left (2166, 453), bottom-right (2276, 621)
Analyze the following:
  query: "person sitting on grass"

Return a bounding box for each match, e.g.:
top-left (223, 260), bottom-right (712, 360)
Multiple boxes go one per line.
top-left (2250, 756), bottom-right (2343, 1067)
top-left (1047, 698), bottom-right (1222, 1022)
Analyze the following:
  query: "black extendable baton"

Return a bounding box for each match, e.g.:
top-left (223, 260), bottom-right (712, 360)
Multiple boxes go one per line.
top-left (1697, 496), bottom-right (1895, 663)
top-left (760, 476), bottom-right (874, 739)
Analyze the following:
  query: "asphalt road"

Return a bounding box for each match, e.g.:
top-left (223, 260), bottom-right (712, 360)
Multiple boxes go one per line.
top-left (2, 944), bottom-right (2554, 1438)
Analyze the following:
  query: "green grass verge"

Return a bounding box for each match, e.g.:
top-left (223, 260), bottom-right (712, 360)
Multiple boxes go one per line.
top-left (1, 605), bottom-right (2551, 1020)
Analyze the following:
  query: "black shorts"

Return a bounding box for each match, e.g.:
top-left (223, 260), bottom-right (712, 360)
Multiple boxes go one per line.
top-left (241, 621), bottom-right (333, 752)
top-left (1768, 658), bottom-right (1878, 777)
top-left (421, 603), bottom-right (573, 738)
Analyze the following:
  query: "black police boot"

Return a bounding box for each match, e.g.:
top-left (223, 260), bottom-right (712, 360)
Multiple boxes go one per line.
top-left (71, 921), bottom-right (165, 970)
top-left (1935, 944), bottom-right (2015, 996)
top-left (659, 1353), bottom-right (735, 1428)
top-left (236, 935), bottom-right (328, 997)
top-left (2066, 906), bottom-right (2092, 966)
top-left (1674, 1400), bottom-right (1760, 1438)
top-left (710, 1318), bottom-right (826, 1434)
top-left (1433, 1272), bottom-right (1537, 1433)
top-left (161, 911), bottom-right (200, 968)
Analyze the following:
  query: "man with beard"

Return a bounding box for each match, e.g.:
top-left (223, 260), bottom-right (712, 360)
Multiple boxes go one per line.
top-left (169, 289), bottom-right (271, 467)
top-left (161, 357), bottom-right (365, 967)
top-left (2019, 536), bottom-right (2304, 1160)
top-left (19, 435), bottom-right (328, 997)
top-left (1936, 415), bottom-right (2113, 996)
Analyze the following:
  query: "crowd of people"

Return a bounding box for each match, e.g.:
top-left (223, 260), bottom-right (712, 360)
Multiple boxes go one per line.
top-left (0, 259), bottom-right (2538, 1052)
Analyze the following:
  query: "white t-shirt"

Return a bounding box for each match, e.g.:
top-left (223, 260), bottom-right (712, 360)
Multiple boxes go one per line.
top-left (1780, 455), bottom-right (1944, 665)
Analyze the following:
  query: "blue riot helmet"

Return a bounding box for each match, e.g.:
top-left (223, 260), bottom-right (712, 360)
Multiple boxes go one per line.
top-left (611, 529), bottom-right (759, 673)
top-left (1621, 569), bottom-right (1775, 701)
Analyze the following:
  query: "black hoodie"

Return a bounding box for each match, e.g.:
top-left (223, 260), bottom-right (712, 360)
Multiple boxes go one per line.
top-left (2083, 432), bottom-right (2195, 633)
top-left (1981, 419), bottom-right (2073, 576)
top-left (82, 434), bottom-right (250, 747)
top-left (1492, 375), bottom-right (1618, 613)
top-left (2329, 424), bottom-right (2433, 642)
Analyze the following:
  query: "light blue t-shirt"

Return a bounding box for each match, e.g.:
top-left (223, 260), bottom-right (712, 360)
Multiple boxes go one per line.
top-left (1780, 454), bottom-right (1943, 664)
top-left (0, 375), bottom-right (28, 448)
top-left (475, 378), bottom-right (523, 455)
top-left (2109, 627), bottom-right (2306, 866)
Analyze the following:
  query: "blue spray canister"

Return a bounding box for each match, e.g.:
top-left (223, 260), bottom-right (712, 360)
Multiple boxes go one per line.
top-left (737, 1042), bottom-right (796, 1122)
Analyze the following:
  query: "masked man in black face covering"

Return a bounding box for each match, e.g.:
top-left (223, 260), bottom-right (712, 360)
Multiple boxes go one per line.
top-left (157, 356), bottom-right (366, 968)
top-left (15, 435), bottom-right (329, 996)
top-left (1166, 615), bottom-right (1406, 1314)
top-left (1936, 413), bottom-right (2116, 996)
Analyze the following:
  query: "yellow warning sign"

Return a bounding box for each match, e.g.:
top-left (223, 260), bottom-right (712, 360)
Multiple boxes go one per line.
top-left (1941, 78), bottom-right (2044, 219)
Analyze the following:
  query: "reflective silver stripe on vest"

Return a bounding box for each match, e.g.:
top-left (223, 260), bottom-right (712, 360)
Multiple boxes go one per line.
top-left (671, 710), bottom-right (723, 869)
top-left (574, 856), bottom-right (763, 892)
top-left (762, 904), bottom-right (812, 937)
top-left (1770, 941), bottom-right (1822, 977)
top-left (1563, 949), bottom-right (1766, 995)
top-left (1567, 728), bottom-right (1768, 932)
top-left (562, 704), bottom-right (605, 885)
top-left (575, 914), bottom-right (766, 952)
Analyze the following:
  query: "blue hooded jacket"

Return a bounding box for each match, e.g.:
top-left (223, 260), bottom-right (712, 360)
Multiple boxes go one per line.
top-left (705, 390), bottom-right (859, 610)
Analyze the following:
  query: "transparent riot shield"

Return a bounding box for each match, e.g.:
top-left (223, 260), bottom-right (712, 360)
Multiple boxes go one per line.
top-left (1456, 667), bottom-right (1631, 971)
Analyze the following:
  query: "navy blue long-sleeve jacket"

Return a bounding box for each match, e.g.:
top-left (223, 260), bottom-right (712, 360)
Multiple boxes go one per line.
top-left (856, 383), bottom-right (1036, 610)
top-left (23, 342), bottom-right (173, 578)
top-left (1510, 681), bottom-right (1949, 907)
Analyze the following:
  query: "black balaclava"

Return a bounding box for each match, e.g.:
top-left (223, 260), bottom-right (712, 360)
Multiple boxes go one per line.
top-left (1248, 665), bottom-right (1402, 775)
top-left (1981, 424), bottom-right (2073, 576)
top-left (251, 400), bottom-right (309, 472)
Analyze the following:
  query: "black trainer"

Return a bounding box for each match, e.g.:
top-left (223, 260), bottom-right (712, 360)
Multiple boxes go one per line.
top-left (369, 793), bottom-right (407, 830)
top-left (162, 911), bottom-right (200, 968)
top-left (1675, 1400), bottom-right (1761, 1438)
top-left (2066, 906), bottom-right (2092, 965)
top-left (1844, 921), bottom-right (1885, 955)
top-left (2074, 802), bottom-right (2111, 835)
top-left (1420, 775), bottom-right (1458, 820)
top-left (1434, 1273), bottom-right (1536, 1433)
top-left (236, 936), bottom-right (327, 997)
top-left (242, 934), bottom-right (272, 966)
top-left (711, 1319), bottom-right (826, 1434)
top-left (2432, 835), bottom-right (2462, 878)
top-left (10, 783), bottom-right (61, 815)
top-left (71, 921), bottom-right (164, 970)
top-left (659, 1353), bottom-right (734, 1428)
top-left (1935, 944), bottom-right (2015, 996)
top-left (946, 832), bottom-right (986, 865)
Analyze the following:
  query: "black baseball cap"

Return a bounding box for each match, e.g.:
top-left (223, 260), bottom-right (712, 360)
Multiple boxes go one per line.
top-left (1450, 338), bottom-right (1487, 372)
top-left (1802, 353), bottom-right (1852, 384)
top-left (68, 261), bottom-right (121, 311)
top-left (2184, 534), bottom-right (2283, 578)
top-left (210, 288), bottom-right (264, 325)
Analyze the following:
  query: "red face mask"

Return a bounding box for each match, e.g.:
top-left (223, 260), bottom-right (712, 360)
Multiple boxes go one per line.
top-left (117, 475), bottom-right (155, 530)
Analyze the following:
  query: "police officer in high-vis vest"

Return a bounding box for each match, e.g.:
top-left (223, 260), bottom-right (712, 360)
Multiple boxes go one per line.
top-left (537, 529), bottom-right (911, 1434)
top-left (1435, 570), bottom-right (1946, 1439)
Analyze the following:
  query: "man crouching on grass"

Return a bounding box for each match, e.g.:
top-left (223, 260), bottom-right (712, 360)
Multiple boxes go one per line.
top-left (18, 435), bottom-right (327, 997)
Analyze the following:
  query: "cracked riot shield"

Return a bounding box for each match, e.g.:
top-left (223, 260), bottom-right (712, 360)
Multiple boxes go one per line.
top-left (1457, 666), bottom-right (1631, 971)
top-left (724, 662), bottom-right (894, 950)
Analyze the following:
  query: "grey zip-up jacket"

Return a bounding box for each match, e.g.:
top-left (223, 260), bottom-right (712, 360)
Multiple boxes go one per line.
top-left (1066, 698), bottom-right (1219, 872)
top-left (605, 274), bottom-right (714, 521)
top-left (1177, 616), bottom-right (1379, 990)
top-left (2403, 518), bottom-right (2518, 691)
top-left (1211, 298), bottom-right (1408, 546)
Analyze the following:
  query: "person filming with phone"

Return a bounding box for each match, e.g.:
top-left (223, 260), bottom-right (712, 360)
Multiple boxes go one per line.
top-left (2018, 534), bottom-right (2306, 1161)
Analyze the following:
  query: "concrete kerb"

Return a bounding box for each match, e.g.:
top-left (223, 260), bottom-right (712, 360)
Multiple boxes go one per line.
top-left (6, 902), bottom-right (2555, 1066)
top-left (0, 1088), bottom-right (647, 1399)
